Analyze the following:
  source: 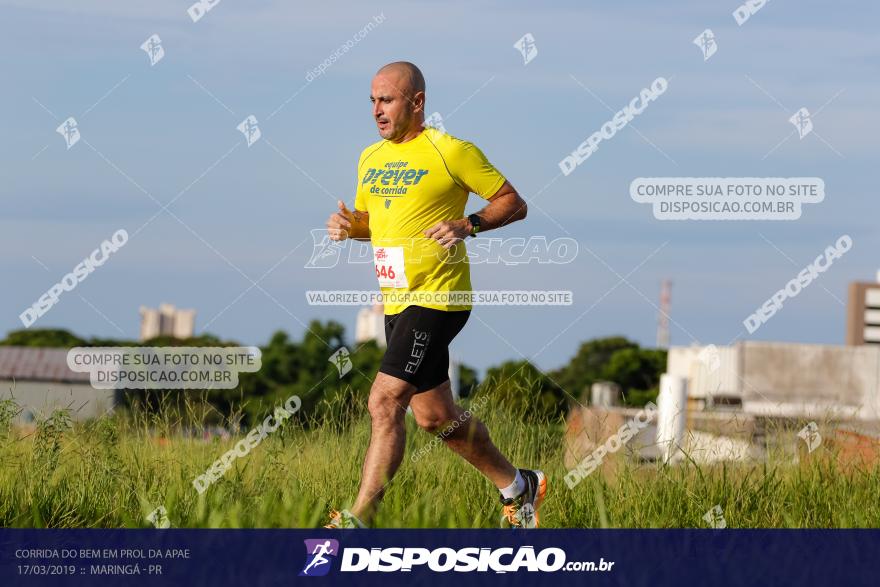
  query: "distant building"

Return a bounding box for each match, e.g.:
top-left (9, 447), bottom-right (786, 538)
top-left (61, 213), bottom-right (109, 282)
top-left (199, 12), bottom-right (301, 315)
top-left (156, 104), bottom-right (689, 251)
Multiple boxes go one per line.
top-left (448, 354), bottom-right (460, 400)
top-left (139, 303), bottom-right (196, 341)
top-left (0, 347), bottom-right (118, 423)
top-left (666, 341), bottom-right (880, 420)
top-left (355, 304), bottom-right (386, 348)
top-left (846, 272), bottom-right (880, 346)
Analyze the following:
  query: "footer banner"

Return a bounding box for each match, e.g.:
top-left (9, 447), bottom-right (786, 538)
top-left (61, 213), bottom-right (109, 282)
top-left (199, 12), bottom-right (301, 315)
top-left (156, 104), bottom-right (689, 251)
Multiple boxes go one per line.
top-left (1, 529), bottom-right (877, 586)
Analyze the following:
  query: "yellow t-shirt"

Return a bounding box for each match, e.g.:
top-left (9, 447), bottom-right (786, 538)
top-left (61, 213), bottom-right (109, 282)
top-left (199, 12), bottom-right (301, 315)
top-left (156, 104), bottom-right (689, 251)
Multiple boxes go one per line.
top-left (354, 128), bottom-right (506, 315)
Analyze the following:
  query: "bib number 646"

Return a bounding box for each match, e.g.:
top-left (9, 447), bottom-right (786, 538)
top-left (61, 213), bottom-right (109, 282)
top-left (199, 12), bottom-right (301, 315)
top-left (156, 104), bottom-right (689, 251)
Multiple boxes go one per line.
top-left (373, 246), bottom-right (408, 288)
top-left (375, 264), bottom-right (396, 280)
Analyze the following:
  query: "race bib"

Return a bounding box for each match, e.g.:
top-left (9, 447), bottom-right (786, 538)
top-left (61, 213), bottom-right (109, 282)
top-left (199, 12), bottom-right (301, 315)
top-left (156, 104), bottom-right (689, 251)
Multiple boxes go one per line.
top-left (373, 246), bottom-right (408, 288)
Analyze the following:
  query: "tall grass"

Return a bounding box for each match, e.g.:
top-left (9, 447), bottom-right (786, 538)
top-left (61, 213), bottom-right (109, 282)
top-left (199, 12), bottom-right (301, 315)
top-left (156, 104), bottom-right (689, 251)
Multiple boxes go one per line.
top-left (0, 389), bottom-right (878, 528)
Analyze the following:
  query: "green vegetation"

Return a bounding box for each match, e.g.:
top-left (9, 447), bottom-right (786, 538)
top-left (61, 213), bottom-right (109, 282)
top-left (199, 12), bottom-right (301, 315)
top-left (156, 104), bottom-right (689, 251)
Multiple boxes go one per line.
top-left (0, 390), bottom-right (877, 529)
top-left (1, 328), bottom-right (667, 422)
top-left (0, 326), bottom-right (695, 527)
top-left (550, 336), bottom-right (666, 407)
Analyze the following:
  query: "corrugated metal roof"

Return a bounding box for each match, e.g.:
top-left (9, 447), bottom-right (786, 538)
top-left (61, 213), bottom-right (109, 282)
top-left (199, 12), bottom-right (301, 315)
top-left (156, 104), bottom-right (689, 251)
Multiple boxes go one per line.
top-left (0, 346), bottom-right (91, 383)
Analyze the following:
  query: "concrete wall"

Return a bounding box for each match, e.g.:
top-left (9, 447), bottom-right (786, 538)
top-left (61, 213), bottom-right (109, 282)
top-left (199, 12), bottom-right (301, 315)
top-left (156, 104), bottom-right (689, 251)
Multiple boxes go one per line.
top-left (740, 341), bottom-right (880, 419)
top-left (667, 341), bottom-right (880, 420)
top-left (0, 379), bottom-right (116, 423)
top-left (667, 345), bottom-right (740, 399)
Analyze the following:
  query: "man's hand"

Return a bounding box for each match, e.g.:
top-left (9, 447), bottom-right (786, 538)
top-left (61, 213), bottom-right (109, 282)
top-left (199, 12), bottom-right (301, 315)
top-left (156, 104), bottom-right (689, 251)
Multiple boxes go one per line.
top-left (327, 200), bottom-right (369, 241)
top-left (423, 182), bottom-right (527, 249)
top-left (424, 218), bottom-right (471, 249)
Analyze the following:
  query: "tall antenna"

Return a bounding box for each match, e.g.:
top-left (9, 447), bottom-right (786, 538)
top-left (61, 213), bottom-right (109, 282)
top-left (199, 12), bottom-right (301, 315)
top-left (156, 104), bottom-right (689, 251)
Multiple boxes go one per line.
top-left (657, 279), bottom-right (672, 349)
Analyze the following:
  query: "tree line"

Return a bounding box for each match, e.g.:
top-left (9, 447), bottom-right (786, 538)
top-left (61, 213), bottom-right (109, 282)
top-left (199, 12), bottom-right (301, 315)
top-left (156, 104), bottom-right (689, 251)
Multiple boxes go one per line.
top-left (1, 326), bottom-right (665, 425)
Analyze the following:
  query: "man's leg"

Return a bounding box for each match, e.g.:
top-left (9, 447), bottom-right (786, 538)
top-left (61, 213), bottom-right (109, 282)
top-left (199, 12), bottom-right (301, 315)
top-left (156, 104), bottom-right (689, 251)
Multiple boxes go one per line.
top-left (350, 371), bottom-right (417, 524)
top-left (409, 380), bottom-right (516, 489)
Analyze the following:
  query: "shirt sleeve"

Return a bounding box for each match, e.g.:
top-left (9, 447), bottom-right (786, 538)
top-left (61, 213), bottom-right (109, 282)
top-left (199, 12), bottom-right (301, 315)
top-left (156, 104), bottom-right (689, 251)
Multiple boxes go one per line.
top-left (445, 139), bottom-right (507, 200)
top-left (354, 149), bottom-right (368, 212)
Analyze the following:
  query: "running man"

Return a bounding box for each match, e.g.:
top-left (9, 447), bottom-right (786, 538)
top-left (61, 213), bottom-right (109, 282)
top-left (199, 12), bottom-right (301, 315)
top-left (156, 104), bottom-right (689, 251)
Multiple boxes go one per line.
top-left (302, 540), bottom-right (334, 575)
top-left (324, 62), bottom-right (545, 529)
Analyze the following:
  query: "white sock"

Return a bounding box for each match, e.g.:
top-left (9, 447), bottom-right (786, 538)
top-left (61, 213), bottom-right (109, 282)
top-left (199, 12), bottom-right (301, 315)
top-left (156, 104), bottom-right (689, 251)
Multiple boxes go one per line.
top-left (500, 469), bottom-right (526, 500)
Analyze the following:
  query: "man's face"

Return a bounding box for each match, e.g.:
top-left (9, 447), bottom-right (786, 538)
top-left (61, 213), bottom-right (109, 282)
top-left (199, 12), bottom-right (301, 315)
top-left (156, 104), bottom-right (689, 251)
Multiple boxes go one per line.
top-left (370, 73), bottom-right (422, 141)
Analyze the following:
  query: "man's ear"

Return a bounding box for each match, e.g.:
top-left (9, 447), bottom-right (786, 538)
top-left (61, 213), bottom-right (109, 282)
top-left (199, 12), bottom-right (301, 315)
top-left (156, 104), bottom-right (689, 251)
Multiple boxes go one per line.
top-left (412, 91), bottom-right (426, 114)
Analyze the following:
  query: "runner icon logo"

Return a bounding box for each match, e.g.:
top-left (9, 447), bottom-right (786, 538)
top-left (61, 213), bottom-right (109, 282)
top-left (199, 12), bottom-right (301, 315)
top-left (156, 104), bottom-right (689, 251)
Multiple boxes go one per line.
top-left (692, 29), bottom-right (717, 61)
top-left (513, 33), bottom-right (538, 65)
top-left (305, 229), bottom-right (344, 269)
top-left (789, 107), bottom-right (813, 139)
top-left (300, 539), bottom-right (340, 577)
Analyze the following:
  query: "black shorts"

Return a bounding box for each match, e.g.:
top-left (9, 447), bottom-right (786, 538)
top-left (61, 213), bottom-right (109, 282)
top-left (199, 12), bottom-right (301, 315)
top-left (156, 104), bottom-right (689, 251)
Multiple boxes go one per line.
top-left (379, 305), bottom-right (470, 393)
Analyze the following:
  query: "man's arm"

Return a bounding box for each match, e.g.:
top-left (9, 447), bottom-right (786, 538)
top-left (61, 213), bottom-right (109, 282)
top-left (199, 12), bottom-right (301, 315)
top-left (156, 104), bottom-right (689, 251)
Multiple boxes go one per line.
top-left (468, 180), bottom-right (528, 232)
top-left (327, 200), bottom-right (370, 241)
top-left (423, 181), bottom-right (527, 249)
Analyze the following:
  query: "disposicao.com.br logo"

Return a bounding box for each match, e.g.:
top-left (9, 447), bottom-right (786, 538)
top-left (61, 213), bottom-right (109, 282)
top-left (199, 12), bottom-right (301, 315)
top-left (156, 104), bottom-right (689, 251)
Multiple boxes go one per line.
top-left (300, 540), bottom-right (613, 575)
top-left (300, 539), bottom-right (340, 577)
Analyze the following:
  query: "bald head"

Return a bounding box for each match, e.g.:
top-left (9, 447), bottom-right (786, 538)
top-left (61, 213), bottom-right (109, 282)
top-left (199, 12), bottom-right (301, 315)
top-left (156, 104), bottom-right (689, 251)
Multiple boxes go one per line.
top-left (370, 62), bottom-right (427, 142)
top-left (376, 61), bottom-right (426, 96)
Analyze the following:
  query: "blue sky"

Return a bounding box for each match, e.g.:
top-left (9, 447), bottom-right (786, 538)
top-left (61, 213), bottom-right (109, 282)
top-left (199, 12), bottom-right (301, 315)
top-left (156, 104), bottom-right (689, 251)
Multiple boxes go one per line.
top-left (1, 0), bottom-right (878, 374)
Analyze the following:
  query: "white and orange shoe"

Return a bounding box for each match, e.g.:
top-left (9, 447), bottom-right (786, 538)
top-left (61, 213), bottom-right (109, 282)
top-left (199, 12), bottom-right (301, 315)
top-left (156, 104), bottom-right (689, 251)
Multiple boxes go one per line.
top-left (323, 509), bottom-right (366, 529)
top-left (500, 469), bottom-right (547, 528)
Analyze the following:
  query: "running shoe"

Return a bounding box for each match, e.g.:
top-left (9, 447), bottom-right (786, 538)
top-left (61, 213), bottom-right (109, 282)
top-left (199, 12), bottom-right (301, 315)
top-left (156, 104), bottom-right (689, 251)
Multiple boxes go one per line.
top-left (500, 469), bottom-right (547, 528)
top-left (324, 509), bottom-right (366, 529)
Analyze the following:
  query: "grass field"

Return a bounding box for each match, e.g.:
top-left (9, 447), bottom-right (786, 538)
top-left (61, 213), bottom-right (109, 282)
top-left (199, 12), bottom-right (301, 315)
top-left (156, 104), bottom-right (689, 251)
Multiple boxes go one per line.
top-left (1, 393), bottom-right (879, 529)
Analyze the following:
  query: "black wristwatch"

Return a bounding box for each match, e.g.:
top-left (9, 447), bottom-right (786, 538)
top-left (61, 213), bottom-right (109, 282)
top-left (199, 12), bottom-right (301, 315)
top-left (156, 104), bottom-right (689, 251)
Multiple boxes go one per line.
top-left (467, 213), bottom-right (482, 237)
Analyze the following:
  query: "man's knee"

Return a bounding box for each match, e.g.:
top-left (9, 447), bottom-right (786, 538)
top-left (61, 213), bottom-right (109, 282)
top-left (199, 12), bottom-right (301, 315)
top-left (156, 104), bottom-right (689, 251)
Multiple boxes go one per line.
top-left (367, 378), bottom-right (411, 430)
top-left (414, 411), bottom-right (452, 435)
top-left (368, 393), bottom-right (402, 425)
